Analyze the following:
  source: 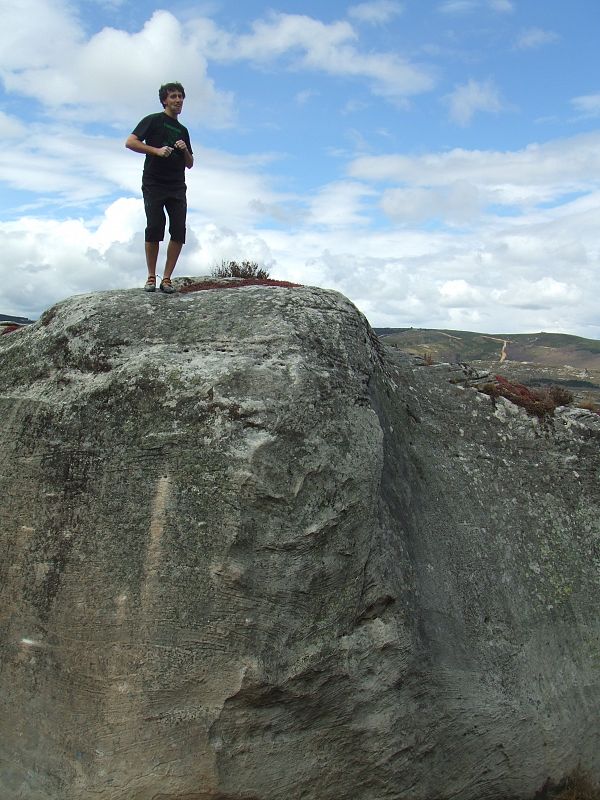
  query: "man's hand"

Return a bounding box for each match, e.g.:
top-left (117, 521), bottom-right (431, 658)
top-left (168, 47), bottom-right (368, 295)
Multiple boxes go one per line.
top-left (173, 139), bottom-right (194, 169)
top-left (125, 134), bottom-right (173, 158)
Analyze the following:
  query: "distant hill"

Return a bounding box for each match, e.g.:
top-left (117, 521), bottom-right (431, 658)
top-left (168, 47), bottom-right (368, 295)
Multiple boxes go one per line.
top-left (0, 314), bottom-right (35, 325)
top-left (374, 328), bottom-right (600, 370)
top-left (375, 327), bottom-right (600, 406)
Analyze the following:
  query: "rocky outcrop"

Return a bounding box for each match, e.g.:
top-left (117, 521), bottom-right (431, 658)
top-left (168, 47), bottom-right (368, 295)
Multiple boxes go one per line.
top-left (0, 282), bottom-right (599, 800)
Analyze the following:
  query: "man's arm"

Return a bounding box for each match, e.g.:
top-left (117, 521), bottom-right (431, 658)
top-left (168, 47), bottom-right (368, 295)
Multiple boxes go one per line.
top-left (173, 139), bottom-right (194, 169)
top-left (125, 134), bottom-right (173, 159)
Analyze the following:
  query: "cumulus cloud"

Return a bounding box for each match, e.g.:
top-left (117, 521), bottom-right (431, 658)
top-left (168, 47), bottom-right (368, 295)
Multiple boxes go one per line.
top-left (0, 0), bottom-right (82, 72)
top-left (571, 93), bottom-right (600, 118)
top-left (488, 0), bottom-right (513, 12)
top-left (2, 191), bottom-right (599, 338)
top-left (0, 207), bottom-right (276, 319)
top-left (333, 132), bottom-right (600, 335)
top-left (438, 0), bottom-right (512, 12)
top-left (445, 79), bottom-right (505, 126)
top-left (306, 181), bottom-right (377, 228)
top-left (439, 279), bottom-right (484, 307)
top-left (0, 4), bottom-right (434, 122)
top-left (515, 28), bottom-right (560, 50)
top-left (203, 12), bottom-right (434, 101)
top-left (276, 208), bottom-right (600, 335)
top-left (381, 181), bottom-right (481, 225)
top-left (0, 4), bottom-right (233, 126)
top-left (349, 134), bottom-right (600, 234)
top-left (349, 132), bottom-right (600, 211)
top-left (0, 124), bottom-right (138, 204)
top-left (295, 89), bottom-right (319, 105)
top-left (0, 214), bottom-right (129, 319)
top-left (491, 277), bottom-right (582, 310)
top-left (5, 118), bottom-right (593, 334)
top-left (348, 1), bottom-right (404, 25)
top-left (0, 2), bottom-right (598, 341)
top-left (0, 112), bottom-right (27, 139)
top-left (186, 146), bottom-right (293, 228)
top-left (438, 0), bottom-right (478, 12)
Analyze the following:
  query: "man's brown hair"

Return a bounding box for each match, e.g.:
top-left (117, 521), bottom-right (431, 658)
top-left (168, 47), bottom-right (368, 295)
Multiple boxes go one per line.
top-left (159, 82), bottom-right (185, 107)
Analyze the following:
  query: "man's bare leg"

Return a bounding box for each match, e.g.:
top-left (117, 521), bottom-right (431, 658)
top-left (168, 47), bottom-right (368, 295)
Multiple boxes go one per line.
top-left (163, 240), bottom-right (183, 280)
top-left (144, 242), bottom-right (160, 291)
top-left (145, 242), bottom-right (159, 277)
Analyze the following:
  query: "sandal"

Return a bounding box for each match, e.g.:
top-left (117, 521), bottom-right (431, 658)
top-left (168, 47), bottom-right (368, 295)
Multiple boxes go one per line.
top-left (144, 275), bottom-right (156, 292)
top-left (160, 277), bottom-right (175, 294)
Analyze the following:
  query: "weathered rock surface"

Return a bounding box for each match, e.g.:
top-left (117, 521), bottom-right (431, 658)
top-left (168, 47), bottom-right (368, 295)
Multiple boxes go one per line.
top-left (0, 283), bottom-right (599, 800)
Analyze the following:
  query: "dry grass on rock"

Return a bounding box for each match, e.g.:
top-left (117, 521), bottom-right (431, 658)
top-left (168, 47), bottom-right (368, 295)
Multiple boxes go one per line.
top-left (533, 768), bottom-right (600, 800)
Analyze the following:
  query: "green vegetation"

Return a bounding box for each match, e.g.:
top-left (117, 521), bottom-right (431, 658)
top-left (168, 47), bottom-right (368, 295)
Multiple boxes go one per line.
top-left (211, 260), bottom-right (270, 280)
top-left (375, 328), bottom-right (600, 366)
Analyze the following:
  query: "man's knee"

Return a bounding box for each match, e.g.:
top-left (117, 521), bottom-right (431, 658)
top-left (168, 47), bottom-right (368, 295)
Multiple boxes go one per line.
top-left (164, 195), bottom-right (186, 239)
top-left (145, 229), bottom-right (165, 242)
top-left (143, 191), bottom-right (167, 241)
top-left (168, 212), bottom-right (186, 243)
top-left (168, 227), bottom-right (186, 244)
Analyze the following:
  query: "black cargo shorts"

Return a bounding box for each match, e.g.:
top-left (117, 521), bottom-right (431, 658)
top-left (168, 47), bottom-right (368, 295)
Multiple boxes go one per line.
top-left (142, 184), bottom-right (187, 243)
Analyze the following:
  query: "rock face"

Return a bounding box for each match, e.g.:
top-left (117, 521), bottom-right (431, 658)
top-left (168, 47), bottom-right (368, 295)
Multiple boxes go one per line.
top-left (0, 283), bottom-right (599, 800)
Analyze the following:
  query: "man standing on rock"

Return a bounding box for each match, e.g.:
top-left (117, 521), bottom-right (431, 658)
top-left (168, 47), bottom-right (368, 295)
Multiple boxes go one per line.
top-left (126, 82), bottom-right (194, 293)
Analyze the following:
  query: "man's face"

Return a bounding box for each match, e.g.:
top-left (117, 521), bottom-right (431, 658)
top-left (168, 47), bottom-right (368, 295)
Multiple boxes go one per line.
top-left (164, 90), bottom-right (184, 116)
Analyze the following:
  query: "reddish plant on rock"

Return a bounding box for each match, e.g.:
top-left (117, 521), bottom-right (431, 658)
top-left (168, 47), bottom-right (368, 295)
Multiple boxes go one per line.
top-left (0, 323), bottom-right (24, 336)
top-left (180, 277), bottom-right (302, 293)
top-left (479, 375), bottom-right (574, 419)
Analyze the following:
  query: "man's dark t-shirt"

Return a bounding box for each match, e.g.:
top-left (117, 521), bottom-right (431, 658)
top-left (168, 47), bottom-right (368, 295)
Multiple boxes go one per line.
top-left (131, 112), bottom-right (193, 188)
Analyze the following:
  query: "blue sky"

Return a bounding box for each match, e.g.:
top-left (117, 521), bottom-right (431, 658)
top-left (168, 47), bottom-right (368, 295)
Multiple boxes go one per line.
top-left (1, 0), bottom-right (600, 337)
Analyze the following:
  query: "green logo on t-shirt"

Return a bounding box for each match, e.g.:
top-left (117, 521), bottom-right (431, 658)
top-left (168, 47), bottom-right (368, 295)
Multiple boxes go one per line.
top-left (164, 121), bottom-right (183, 147)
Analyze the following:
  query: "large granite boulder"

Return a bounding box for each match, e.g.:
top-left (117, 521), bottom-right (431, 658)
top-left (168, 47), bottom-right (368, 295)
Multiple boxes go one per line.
top-left (0, 282), bottom-right (598, 800)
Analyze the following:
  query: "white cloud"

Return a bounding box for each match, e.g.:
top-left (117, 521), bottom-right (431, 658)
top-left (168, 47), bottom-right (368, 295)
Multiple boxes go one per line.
top-left (439, 279), bottom-right (484, 307)
top-left (438, 0), bottom-right (513, 12)
top-left (0, 124), bottom-right (137, 203)
top-left (335, 133), bottom-right (600, 334)
top-left (211, 13), bottom-right (357, 62)
top-left (0, 116), bottom-right (291, 226)
top-left (183, 223), bottom-right (276, 274)
top-left (0, 3), bottom-right (598, 341)
top-left (0, 215), bottom-right (126, 318)
top-left (0, 0), bottom-right (82, 72)
top-left (4, 126), bottom-right (594, 332)
top-left (515, 28), bottom-right (560, 50)
top-left (348, 1), bottom-right (404, 25)
top-left (269, 212), bottom-right (600, 335)
top-left (295, 89), bottom-right (319, 105)
top-left (381, 181), bottom-right (481, 224)
top-left (2, 192), bottom-right (599, 338)
top-left (0, 112), bottom-right (26, 139)
top-left (91, 198), bottom-right (144, 252)
top-left (438, 0), bottom-right (478, 12)
top-left (306, 181), bottom-right (376, 228)
top-left (571, 93), bottom-right (600, 118)
top-left (0, 5), bottom-right (433, 122)
top-left (491, 277), bottom-right (582, 310)
top-left (445, 78), bottom-right (505, 126)
top-left (186, 146), bottom-right (294, 229)
top-left (0, 5), bottom-right (233, 126)
top-left (204, 12), bottom-right (434, 102)
top-left (348, 133), bottom-right (600, 211)
top-left (488, 0), bottom-right (513, 12)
